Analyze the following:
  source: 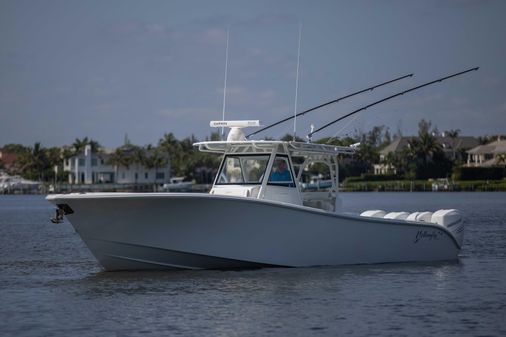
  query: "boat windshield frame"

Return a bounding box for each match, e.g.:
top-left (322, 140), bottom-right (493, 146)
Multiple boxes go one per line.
top-left (196, 140), bottom-right (354, 193)
top-left (267, 154), bottom-right (296, 188)
top-left (215, 153), bottom-right (271, 185)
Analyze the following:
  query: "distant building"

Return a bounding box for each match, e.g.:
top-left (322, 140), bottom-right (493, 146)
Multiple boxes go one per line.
top-left (0, 148), bottom-right (18, 171)
top-left (374, 135), bottom-right (480, 175)
top-left (437, 135), bottom-right (481, 160)
top-left (378, 136), bottom-right (415, 161)
top-left (466, 138), bottom-right (506, 167)
top-left (64, 145), bottom-right (171, 184)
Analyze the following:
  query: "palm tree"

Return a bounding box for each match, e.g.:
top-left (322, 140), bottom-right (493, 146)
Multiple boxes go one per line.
top-left (15, 142), bottom-right (50, 181)
top-left (445, 129), bottom-right (461, 160)
top-left (159, 133), bottom-right (183, 176)
top-left (409, 120), bottom-right (443, 166)
top-left (107, 147), bottom-right (134, 183)
top-left (356, 143), bottom-right (379, 174)
top-left (72, 137), bottom-right (101, 155)
top-left (143, 146), bottom-right (168, 184)
top-left (383, 152), bottom-right (397, 175)
top-left (132, 146), bottom-right (146, 184)
top-left (496, 153), bottom-right (506, 166)
top-left (413, 133), bottom-right (442, 165)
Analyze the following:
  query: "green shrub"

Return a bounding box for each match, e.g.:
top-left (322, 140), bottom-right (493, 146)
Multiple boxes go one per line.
top-left (459, 167), bottom-right (506, 180)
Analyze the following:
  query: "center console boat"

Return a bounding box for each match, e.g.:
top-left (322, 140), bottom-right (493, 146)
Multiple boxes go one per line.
top-left (47, 121), bottom-right (464, 271)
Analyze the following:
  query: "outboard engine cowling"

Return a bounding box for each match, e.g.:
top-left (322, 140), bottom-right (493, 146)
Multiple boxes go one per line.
top-left (406, 212), bottom-right (421, 221)
top-left (360, 210), bottom-right (386, 218)
top-left (384, 212), bottom-right (409, 220)
top-left (407, 211), bottom-right (433, 222)
top-left (432, 209), bottom-right (464, 246)
top-left (417, 211), bottom-right (433, 222)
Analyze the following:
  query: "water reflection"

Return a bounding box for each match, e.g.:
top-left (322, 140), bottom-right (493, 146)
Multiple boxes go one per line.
top-left (56, 260), bottom-right (461, 302)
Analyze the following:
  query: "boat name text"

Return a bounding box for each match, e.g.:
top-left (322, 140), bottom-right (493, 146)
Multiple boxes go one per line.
top-left (414, 230), bottom-right (441, 244)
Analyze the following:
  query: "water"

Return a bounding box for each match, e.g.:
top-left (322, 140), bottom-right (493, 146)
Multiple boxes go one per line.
top-left (1, 193), bottom-right (505, 337)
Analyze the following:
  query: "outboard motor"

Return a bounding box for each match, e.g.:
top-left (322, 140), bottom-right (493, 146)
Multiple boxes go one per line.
top-left (431, 209), bottom-right (464, 246)
top-left (406, 211), bottom-right (433, 222)
top-left (384, 212), bottom-right (410, 220)
top-left (360, 210), bottom-right (386, 218)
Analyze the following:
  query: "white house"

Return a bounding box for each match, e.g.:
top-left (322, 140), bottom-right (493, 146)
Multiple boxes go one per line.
top-left (466, 138), bottom-right (506, 167)
top-left (64, 145), bottom-right (171, 185)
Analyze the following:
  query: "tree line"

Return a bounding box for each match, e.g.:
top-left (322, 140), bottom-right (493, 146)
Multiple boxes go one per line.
top-left (1, 120), bottom-right (504, 184)
top-left (0, 134), bottom-right (222, 184)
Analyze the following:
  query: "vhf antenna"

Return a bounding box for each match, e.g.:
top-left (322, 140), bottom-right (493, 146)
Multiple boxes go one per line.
top-left (307, 67), bottom-right (479, 140)
top-left (293, 23), bottom-right (302, 141)
top-left (221, 27), bottom-right (230, 140)
top-left (246, 73), bottom-right (414, 139)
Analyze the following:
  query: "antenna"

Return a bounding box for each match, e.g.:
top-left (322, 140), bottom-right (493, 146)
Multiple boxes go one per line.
top-left (293, 24), bottom-right (302, 141)
top-left (246, 73), bottom-right (413, 139)
top-left (221, 27), bottom-right (230, 140)
top-left (307, 67), bottom-right (479, 139)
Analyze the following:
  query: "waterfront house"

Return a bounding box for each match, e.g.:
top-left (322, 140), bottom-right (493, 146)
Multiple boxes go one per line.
top-left (374, 135), bottom-right (479, 175)
top-left (466, 137), bottom-right (506, 167)
top-left (64, 145), bottom-right (171, 185)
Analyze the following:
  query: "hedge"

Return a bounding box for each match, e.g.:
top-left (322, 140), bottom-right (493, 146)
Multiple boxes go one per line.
top-left (457, 167), bottom-right (506, 180)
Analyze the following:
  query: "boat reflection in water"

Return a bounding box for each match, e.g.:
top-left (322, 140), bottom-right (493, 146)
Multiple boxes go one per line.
top-left (47, 121), bottom-right (464, 271)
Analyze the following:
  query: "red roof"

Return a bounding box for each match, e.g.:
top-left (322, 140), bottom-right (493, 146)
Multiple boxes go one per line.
top-left (0, 150), bottom-right (18, 167)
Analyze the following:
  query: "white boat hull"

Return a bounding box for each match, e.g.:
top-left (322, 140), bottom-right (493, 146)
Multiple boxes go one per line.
top-left (47, 193), bottom-right (461, 271)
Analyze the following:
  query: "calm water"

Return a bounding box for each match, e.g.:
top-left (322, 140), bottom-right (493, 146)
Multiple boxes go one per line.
top-left (0, 193), bottom-right (505, 337)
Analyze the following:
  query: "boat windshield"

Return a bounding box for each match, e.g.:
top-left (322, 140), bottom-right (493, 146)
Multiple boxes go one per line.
top-left (216, 155), bottom-right (270, 185)
top-left (268, 156), bottom-right (295, 187)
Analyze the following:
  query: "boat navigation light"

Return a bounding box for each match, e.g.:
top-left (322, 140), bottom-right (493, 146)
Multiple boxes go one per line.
top-left (210, 120), bottom-right (261, 141)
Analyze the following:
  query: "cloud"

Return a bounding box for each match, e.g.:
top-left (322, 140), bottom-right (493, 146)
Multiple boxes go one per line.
top-left (156, 107), bottom-right (218, 119)
top-left (108, 21), bottom-right (174, 39)
top-left (449, 96), bottom-right (469, 106)
top-left (215, 86), bottom-right (279, 106)
top-left (216, 85), bottom-right (246, 95)
top-left (107, 20), bottom-right (229, 49)
top-left (107, 11), bottom-right (300, 46)
top-left (109, 21), bottom-right (143, 34)
top-left (389, 92), bottom-right (445, 108)
top-left (238, 13), bottom-right (300, 27)
top-left (259, 89), bottom-right (277, 100)
top-left (92, 102), bottom-right (123, 115)
top-left (438, 0), bottom-right (497, 9)
top-left (481, 76), bottom-right (502, 88)
top-left (145, 23), bottom-right (166, 34)
top-left (191, 13), bottom-right (299, 27)
top-left (497, 102), bottom-right (506, 112)
top-left (202, 28), bottom-right (227, 44)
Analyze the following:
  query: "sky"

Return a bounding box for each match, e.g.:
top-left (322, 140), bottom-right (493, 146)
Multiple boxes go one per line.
top-left (0, 0), bottom-right (505, 148)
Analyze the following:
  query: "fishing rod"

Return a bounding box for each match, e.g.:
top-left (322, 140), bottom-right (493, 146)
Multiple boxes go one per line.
top-left (307, 67), bottom-right (479, 140)
top-left (245, 73), bottom-right (414, 139)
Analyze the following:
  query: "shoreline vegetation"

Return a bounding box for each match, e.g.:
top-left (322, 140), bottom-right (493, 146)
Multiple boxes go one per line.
top-left (1, 119), bottom-right (505, 194)
top-left (342, 179), bottom-right (506, 192)
top-left (2, 181), bottom-right (506, 194)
